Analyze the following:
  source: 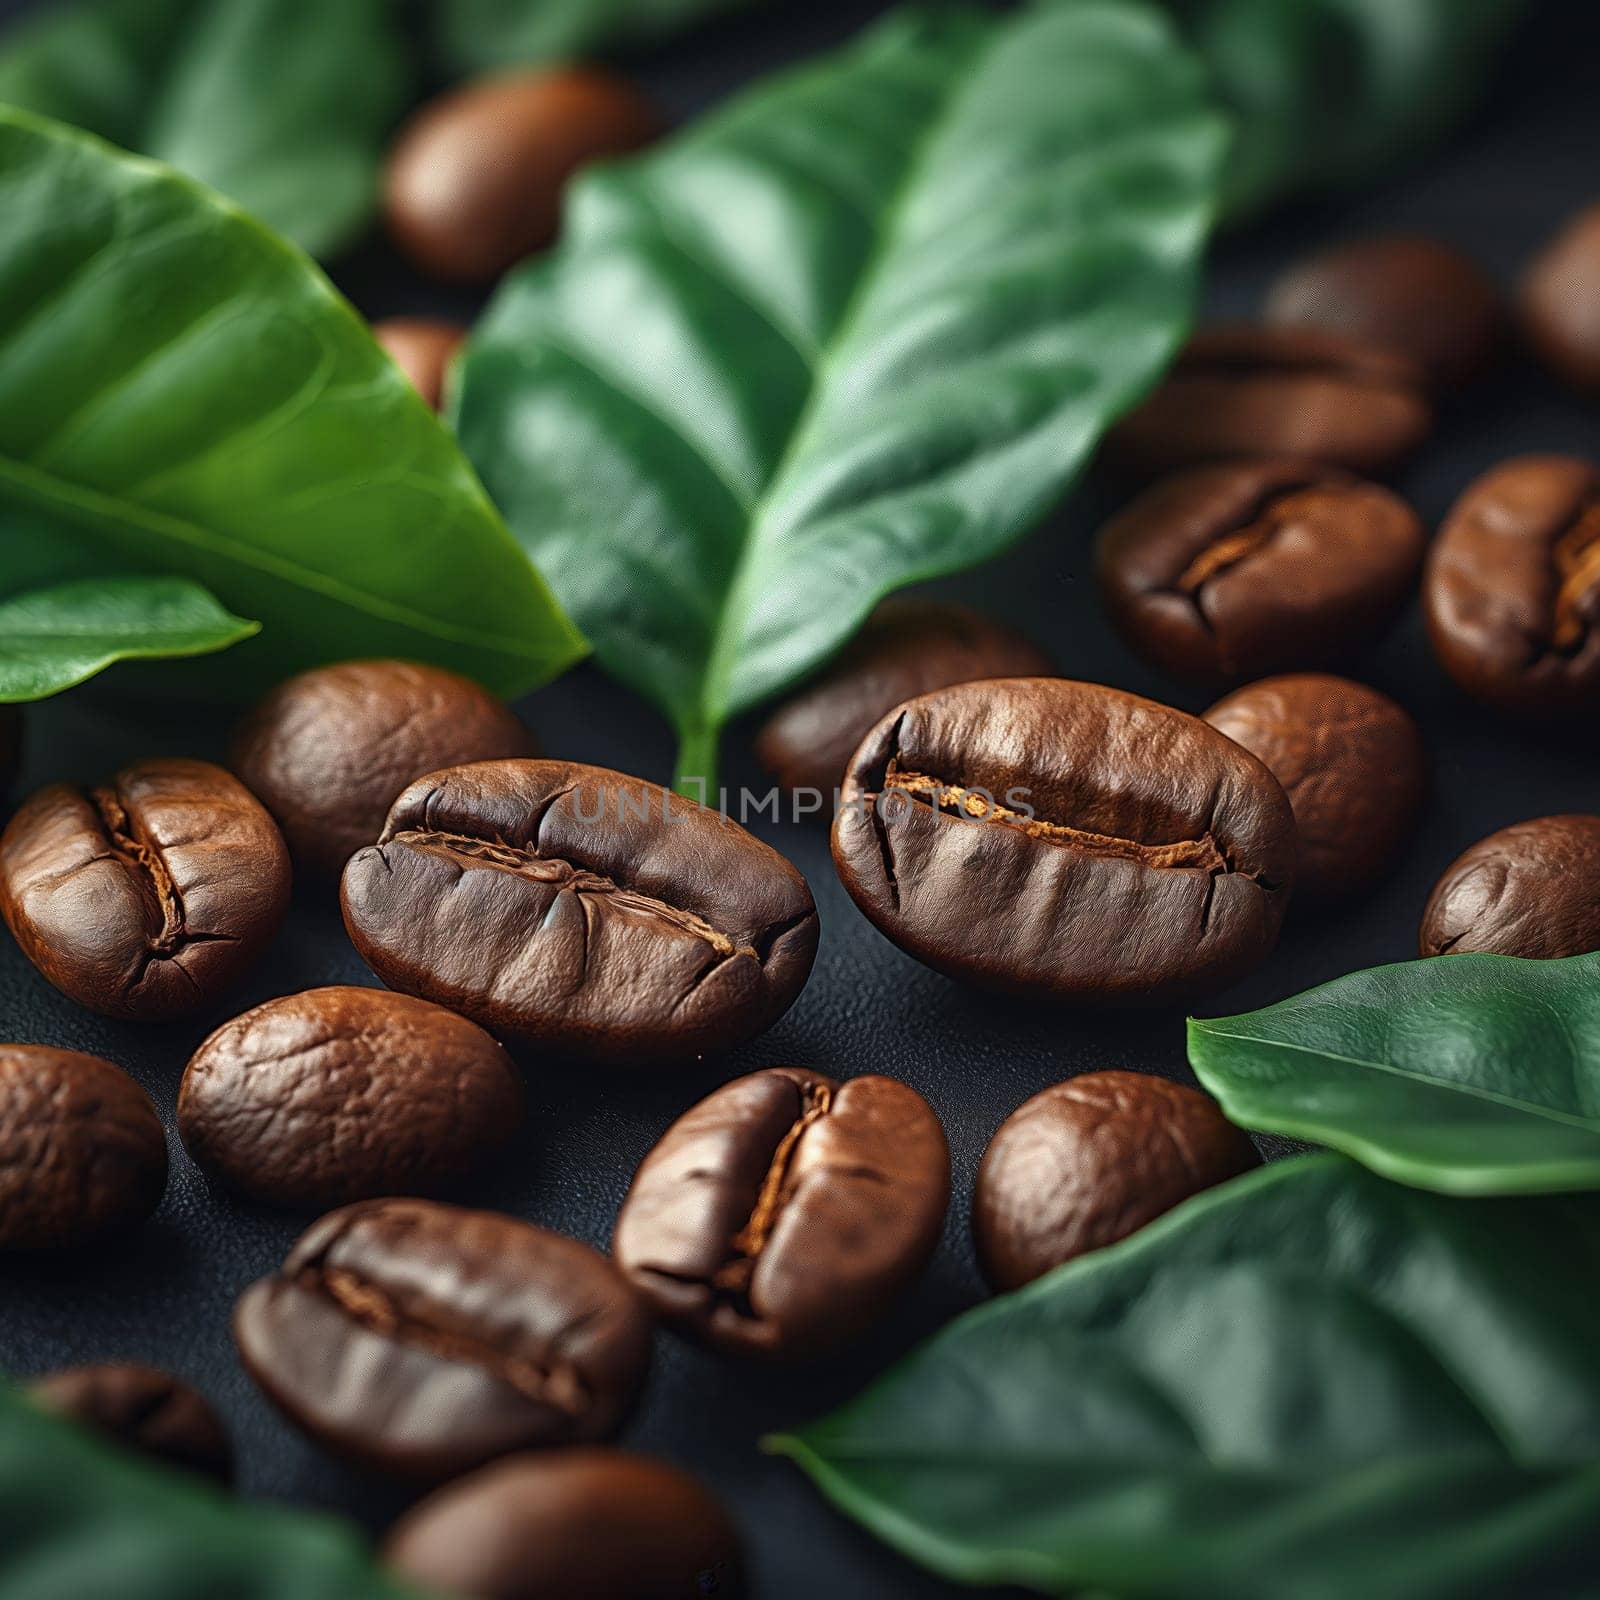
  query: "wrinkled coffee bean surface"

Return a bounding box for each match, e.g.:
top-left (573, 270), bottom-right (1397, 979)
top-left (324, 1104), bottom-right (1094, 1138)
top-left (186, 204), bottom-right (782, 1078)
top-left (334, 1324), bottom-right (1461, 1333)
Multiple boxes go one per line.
top-left (1205, 674), bottom-right (1426, 903)
top-left (234, 1198), bottom-right (652, 1480)
top-left (233, 660), bottom-right (534, 878)
top-left (180, 986), bottom-right (523, 1209)
top-left (973, 1071), bottom-right (1259, 1290)
top-left (1420, 814), bottom-right (1600, 960)
top-left (0, 759), bottom-right (289, 1020)
top-left (613, 1067), bottom-right (949, 1360)
top-left (0, 1045), bottom-right (167, 1250)
top-left (341, 760), bottom-right (818, 1064)
top-left (1425, 454), bottom-right (1600, 716)
top-left (1097, 460), bottom-right (1425, 682)
top-left (832, 679), bottom-right (1297, 1005)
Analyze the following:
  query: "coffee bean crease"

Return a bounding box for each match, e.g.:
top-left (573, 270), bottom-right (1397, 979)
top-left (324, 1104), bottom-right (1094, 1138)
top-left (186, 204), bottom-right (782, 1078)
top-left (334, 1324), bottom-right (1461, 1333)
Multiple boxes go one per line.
top-left (388, 828), bottom-right (748, 959)
top-left (712, 1080), bottom-right (834, 1304)
top-left (305, 1264), bottom-right (591, 1417)
top-left (84, 783), bottom-right (246, 1005)
top-left (614, 1069), bottom-right (948, 1359)
top-left (881, 766), bottom-right (1239, 878)
top-left (1552, 504), bottom-right (1600, 653)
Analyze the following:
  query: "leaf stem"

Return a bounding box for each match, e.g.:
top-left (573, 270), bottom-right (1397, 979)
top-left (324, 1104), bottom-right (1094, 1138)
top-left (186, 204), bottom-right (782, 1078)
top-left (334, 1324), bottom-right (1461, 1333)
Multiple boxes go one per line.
top-left (673, 721), bottom-right (721, 805)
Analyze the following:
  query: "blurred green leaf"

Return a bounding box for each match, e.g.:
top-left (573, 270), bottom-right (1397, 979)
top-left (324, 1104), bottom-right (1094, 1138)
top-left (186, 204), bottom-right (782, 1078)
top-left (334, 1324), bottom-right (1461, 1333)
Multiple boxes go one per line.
top-left (0, 1382), bottom-right (428, 1599)
top-left (0, 0), bottom-right (409, 256)
top-left (1192, 0), bottom-right (1525, 214)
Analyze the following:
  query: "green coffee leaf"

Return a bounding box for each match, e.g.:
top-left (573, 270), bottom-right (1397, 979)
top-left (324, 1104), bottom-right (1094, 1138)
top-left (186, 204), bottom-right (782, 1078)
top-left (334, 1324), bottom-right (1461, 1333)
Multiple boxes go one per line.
top-left (0, 107), bottom-right (584, 699)
top-left (0, 0), bottom-right (408, 257)
top-left (0, 576), bottom-right (257, 700)
top-left (1190, 951), bottom-right (1600, 1195)
top-left (1194, 0), bottom-right (1525, 215)
top-left (0, 1382), bottom-right (426, 1599)
top-left (772, 1154), bottom-right (1600, 1599)
top-left (454, 1), bottom-right (1225, 790)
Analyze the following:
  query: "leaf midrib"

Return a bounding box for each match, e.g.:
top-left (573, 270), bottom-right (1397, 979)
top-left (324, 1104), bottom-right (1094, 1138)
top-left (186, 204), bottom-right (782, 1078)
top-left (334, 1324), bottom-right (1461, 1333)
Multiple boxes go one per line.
top-left (1193, 1024), bottom-right (1600, 1136)
top-left (693, 19), bottom-right (1001, 736)
top-left (0, 451), bottom-right (545, 663)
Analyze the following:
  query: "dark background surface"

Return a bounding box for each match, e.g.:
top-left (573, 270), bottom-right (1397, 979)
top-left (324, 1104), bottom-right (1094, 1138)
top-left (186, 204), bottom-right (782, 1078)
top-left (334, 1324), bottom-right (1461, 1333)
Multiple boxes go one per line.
top-left (2, 1), bottom-right (1600, 1595)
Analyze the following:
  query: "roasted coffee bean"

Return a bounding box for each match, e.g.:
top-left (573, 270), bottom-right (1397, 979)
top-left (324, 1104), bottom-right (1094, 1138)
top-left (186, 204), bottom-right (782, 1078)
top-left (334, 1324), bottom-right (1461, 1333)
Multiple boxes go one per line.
top-left (341, 760), bottom-right (818, 1066)
top-left (0, 707), bottom-right (19, 793)
top-left (374, 318), bottom-right (467, 410)
top-left (1096, 461), bottom-right (1425, 683)
top-left (1204, 674), bottom-right (1426, 904)
top-left (30, 1364), bottom-right (232, 1485)
top-left (180, 987), bottom-right (523, 1209)
top-left (1420, 814), bottom-right (1600, 960)
top-left (1107, 325), bottom-right (1431, 477)
top-left (232, 660), bottom-right (534, 878)
top-left (973, 1071), bottom-right (1258, 1291)
top-left (385, 69), bottom-right (660, 282)
top-left (832, 679), bottom-right (1297, 1005)
top-left (234, 1198), bottom-right (651, 1481)
top-left (384, 1450), bottom-right (745, 1600)
top-left (755, 600), bottom-right (1053, 795)
top-left (1520, 203), bottom-right (1600, 393)
top-left (613, 1068), bottom-right (948, 1361)
top-left (0, 1045), bottom-right (166, 1250)
top-left (1265, 234), bottom-right (1503, 390)
top-left (1425, 455), bottom-right (1600, 717)
top-left (0, 759), bottom-right (289, 1020)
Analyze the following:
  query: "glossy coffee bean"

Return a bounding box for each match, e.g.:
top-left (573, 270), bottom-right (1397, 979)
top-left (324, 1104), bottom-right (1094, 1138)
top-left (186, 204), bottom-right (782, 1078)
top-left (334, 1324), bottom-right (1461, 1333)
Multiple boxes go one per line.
top-left (342, 760), bottom-right (818, 1066)
top-left (832, 679), bottom-right (1297, 1005)
top-left (1108, 325), bottom-right (1431, 477)
top-left (1204, 674), bottom-right (1426, 904)
top-left (234, 1198), bottom-right (651, 1481)
top-left (1424, 455), bottom-right (1600, 717)
top-left (0, 1045), bottom-right (166, 1250)
top-left (0, 707), bottom-right (19, 793)
top-left (385, 69), bottom-right (660, 282)
top-left (1265, 234), bottom-right (1503, 390)
top-left (180, 987), bottom-right (523, 1209)
top-left (0, 759), bottom-right (289, 1020)
top-left (1096, 461), bottom-right (1425, 683)
top-left (613, 1068), bottom-right (948, 1360)
top-left (30, 1364), bottom-right (232, 1485)
top-left (755, 600), bottom-right (1052, 795)
top-left (233, 660), bottom-right (534, 878)
top-left (384, 1450), bottom-right (745, 1600)
top-left (1420, 814), bottom-right (1600, 960)
top-left (1520, 204), bottom-right (1600, 392)
top-left (373, 318), bottom-right (467, 410)
top-left (973, 1071), bottom-right (1258, 1291)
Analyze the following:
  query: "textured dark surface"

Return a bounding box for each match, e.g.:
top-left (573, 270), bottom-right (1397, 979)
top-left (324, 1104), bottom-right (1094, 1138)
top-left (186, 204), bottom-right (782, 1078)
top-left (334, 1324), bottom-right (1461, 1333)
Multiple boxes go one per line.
top-left (1, 1), bottom-right (1599, 1595)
